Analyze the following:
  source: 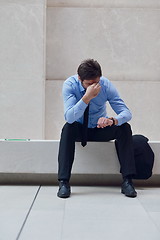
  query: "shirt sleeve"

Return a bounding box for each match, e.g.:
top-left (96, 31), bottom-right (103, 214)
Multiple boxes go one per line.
top-left (62, 81), bottom-right (88, 123)
top-left (107, 81), bottom-right (132, 126)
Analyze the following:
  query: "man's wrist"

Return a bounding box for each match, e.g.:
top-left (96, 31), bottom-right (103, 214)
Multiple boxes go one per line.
top-left (82, 95), bottom-right (91, 104)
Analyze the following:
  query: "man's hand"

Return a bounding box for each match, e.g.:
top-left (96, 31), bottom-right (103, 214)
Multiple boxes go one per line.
top-left (97, 117), bottom-right (113, 128)
top-left (82, 83), bottom-right (101, 104)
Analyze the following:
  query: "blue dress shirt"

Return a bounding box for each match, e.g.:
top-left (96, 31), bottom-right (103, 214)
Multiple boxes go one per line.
top-left (62, 75), bottom-right (132, 127)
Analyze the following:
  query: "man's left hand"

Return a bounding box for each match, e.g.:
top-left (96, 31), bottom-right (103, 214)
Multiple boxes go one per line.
top-left (97, 117), bottom-right (113, 128)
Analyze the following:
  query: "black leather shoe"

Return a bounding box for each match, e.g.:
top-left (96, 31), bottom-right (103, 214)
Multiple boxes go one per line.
top-left (57, 180), bottom-right (71, 198)
top-left (121, 178), bottom-right (137, 198)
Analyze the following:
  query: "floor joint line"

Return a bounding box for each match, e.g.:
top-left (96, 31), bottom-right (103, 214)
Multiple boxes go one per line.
top-left (15, 185), bottom-right (41, 240)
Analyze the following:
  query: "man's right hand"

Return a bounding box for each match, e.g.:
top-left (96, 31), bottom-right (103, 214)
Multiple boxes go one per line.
top-left (82, 83), bottom-right (101, 104)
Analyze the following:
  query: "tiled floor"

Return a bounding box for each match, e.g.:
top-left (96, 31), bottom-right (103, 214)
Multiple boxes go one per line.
top-left (0, 186), bottom-right (160, 240)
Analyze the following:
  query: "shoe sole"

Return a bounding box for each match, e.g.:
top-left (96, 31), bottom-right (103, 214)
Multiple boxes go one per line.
top-left (57, 193), bottom-right (71, 198)
top-left (121, 190), bottom-right (137, 198)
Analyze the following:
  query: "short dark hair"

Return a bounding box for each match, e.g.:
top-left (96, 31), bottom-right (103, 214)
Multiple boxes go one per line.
top-left (77, 59), bottom-right (102, 81)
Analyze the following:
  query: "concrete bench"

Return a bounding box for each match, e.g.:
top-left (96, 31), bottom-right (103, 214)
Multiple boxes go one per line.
top-left (0, 140), bottom-right (159, 185)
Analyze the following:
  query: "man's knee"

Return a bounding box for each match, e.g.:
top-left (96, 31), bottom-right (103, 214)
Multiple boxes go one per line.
top-left (61, 122), bottom-right (79, 137)
top-left (121, 123), bottom-right (132, 134)
top-left (116, 123), bottom-right (132, 139)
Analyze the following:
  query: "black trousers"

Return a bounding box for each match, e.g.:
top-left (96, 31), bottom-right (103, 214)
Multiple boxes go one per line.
top-left (58, 122), bottom-right (136, 181)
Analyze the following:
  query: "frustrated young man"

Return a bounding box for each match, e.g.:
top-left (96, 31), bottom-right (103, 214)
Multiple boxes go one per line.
top-left (57, 59), bottom-right (137, 198)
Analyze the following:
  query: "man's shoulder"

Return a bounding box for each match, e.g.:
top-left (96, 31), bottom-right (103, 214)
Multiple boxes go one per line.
top-left (63, 75), bottom-right (79, 92)
top-left (64, 75), bottom-right (78, 85)
top-left (100, 76), bottom-right (111, 87)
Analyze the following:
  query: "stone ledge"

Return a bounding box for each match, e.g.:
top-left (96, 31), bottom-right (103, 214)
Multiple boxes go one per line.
top-left (0, 140), bottom-right (159, 185)
top-left (0, 173), bottom-right (160, 186)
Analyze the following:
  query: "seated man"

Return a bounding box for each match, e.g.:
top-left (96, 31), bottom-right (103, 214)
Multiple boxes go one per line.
top-left (57, 59), bottom-right (137, 198)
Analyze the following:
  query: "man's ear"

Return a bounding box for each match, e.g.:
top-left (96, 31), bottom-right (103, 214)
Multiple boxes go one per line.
top-left (78, 75), bottom-right (81, 81)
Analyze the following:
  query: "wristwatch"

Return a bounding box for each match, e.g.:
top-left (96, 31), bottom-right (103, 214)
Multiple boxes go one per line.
top-left (109, 117), bottom-right (115, 126)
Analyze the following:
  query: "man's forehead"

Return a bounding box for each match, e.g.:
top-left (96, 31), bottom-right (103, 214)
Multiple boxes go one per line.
top-left (83, 77), bottom-right (100, 82)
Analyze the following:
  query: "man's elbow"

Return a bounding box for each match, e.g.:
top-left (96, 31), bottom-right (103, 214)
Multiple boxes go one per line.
top-left (64, 113), bottom-right (74, 124)
top-left (128, 111), bottom-right (132, 121)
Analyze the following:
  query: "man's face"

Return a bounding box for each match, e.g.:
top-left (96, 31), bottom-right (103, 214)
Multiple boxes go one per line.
top-left (79, 76), bottom-right (100, 89)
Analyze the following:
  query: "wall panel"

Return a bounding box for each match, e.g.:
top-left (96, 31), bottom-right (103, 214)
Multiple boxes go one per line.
top-left (0, 0), bottom-right (46, 139)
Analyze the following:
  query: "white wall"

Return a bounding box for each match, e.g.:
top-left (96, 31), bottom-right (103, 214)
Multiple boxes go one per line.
top-left (46, 0), bottom-right (160, 140)
top-left (0, 0), bottom-right (159, 140)
top-left (0, 0), bottom-right (46, 139)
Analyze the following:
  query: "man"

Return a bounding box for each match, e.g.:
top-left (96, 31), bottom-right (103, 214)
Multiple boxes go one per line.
top-left (57, 59), bottom-right (137, 198)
